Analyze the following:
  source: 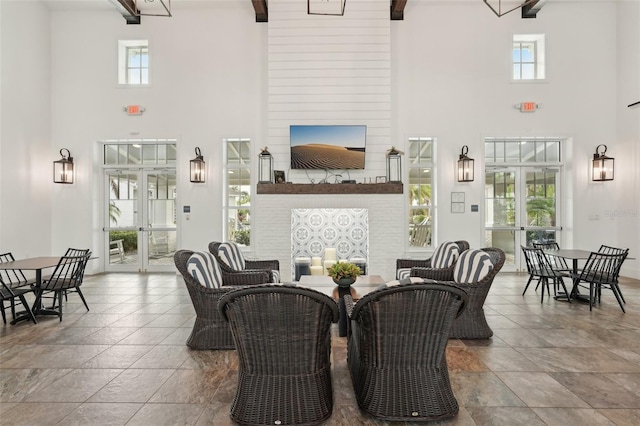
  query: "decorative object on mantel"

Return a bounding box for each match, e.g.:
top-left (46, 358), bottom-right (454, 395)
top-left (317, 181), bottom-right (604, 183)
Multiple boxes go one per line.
top-left (457, 145), bottom-right (474, 182)
top-left (327, 262), bottom-right (362, 287)
top-left (190, 147), bottom-right (205, 183)
top-left (274, 170), bottom-right (285, 184)
top-left (386, 147), bottom-right (403, 183)
top-left (258, 147), bottom-right (273, 183)
top-left (53, 148), bottom-right (74, 184)
top-left (308, 0), bottom-right (346, 16)
top-left (592, 144), bottom-right (614, 181)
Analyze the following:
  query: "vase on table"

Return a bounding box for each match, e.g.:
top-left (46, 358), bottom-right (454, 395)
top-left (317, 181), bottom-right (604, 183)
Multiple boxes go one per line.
top-left (333, 277), bottom-right (356, 288)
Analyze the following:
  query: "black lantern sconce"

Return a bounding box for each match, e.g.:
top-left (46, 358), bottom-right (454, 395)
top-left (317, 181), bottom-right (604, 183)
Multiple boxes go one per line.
top-left (457, 145), bottom-right (474, 182)
top-left (386, 147), bottom-right (403, 183)
top-left (258, 147), bottom-right (273, 183)
top-left (592, 144), bottom-right (614, 181)
top-left (190, 147), bottom-right (206, 183)
top-left (53, 148), bottom-right (74, 184)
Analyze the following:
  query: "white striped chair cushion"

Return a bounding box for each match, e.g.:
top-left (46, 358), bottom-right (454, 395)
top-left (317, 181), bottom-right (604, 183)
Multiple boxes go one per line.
top-left (271, 270), bottom-right (280, 283)
top-left (453, 249), bottom-right (494, 284)
top-left (187, 251), bottom-right (223, 289)
top-left (431, 241), bottom-right (461, 268)
top-left (397, 268), bottom-right (411, 279)
top-left (217, 242), bottom-right (246, 271)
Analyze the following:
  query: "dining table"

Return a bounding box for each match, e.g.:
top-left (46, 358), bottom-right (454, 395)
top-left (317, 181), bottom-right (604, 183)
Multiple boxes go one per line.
top-left (0, 256), bottom-right (61, 323)
top-left (542, 249), bottom-right (593, 302)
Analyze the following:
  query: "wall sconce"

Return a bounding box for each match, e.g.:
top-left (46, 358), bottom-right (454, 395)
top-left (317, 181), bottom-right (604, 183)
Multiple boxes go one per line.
top-left (53, 148), bottom-right (74, 184)
top-left (386, 147), bottom-right (403, 183)
top-left (258, 147), bottom-right (273, 183)
top-left (592, 144), bottom-right (614, 181)
top-left (308, 0), bottom-right (346, 16)
top-left (457, 145), bottom-right (474, 182)
top-left (190, 147), bottom-right (206, 183)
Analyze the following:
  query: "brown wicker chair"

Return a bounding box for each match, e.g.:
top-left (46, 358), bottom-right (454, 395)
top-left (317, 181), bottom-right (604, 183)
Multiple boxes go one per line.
top-left (396, 240), bottom-right (469, 279)
top-left (174, 250), bottom-right (270, 350)
top-left (209, 241), bottom-right (280, 283)
top-left (344, 281), bottom-right (467, 422)
top-left (218, 284), bottom-right (339, 426)
top-left (411, 247), bottom-right (505, 339)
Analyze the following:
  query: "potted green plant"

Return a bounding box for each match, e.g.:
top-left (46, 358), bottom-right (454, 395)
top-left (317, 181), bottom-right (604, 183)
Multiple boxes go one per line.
top-left (327, 262), bottom-right (362, 287)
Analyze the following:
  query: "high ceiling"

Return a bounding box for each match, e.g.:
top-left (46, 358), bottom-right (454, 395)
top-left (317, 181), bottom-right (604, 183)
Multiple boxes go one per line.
top-left (39, 0), bottom-right (546, 24)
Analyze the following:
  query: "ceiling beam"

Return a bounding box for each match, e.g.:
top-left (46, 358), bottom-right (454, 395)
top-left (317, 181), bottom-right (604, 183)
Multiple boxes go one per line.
top-left (109, 0), bottom-right (141, 24)
top-left (522, 0), bottom-right (546, 19)
top-left (252, 0), bottom-right (268, 23)
top-left (391, 0), bottom-right (408, 20)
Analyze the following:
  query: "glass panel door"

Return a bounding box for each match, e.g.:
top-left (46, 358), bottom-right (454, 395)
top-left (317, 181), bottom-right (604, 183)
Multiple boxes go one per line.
top-left (144, 170), bottom-right (177, 271)
top-left (104, 169), bottom-right (176, 272)
top-left (485, 167), bottom-right (562, 272)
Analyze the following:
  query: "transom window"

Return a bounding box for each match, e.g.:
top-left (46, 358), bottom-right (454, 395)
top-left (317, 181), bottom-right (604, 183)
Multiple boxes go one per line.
top-left (407, 137), bottom-right (434, 249)
top-left (103, 140), bottom-right (176, 166)
top-left (513, 34), bottom-right (545, 80)
top-left (118, 40), bottom-right (149, 85)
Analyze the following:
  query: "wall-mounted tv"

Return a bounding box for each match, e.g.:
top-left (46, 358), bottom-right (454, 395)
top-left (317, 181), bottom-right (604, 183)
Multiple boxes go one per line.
top-left (290, 125), bottom-right (366, 170)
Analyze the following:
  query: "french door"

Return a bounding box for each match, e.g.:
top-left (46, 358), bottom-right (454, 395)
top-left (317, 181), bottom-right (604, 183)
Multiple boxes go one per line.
top-left (485, 167), bottom-right (562, 272)
top-left (104, 168), bottom-right (177, 272)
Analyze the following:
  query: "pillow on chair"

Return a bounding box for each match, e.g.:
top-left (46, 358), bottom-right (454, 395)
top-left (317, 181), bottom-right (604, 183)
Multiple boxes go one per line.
top-left (453, 249), bottom-right (493, 284)
top-left (187, 251), bottom-right (223, 289)
top-left (432, 241), bottom-right (461, 268)
top-left (217, 242), bottom-right (246, 271)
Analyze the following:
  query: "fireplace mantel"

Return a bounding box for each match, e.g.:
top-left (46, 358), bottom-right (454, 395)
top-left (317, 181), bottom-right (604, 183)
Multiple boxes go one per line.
top-left (257, 183), bottom-right (403, 195)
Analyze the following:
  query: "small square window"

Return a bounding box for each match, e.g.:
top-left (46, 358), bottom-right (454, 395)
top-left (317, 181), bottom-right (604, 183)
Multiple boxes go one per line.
top-left (118, 40), bottom-right (149, 85)
top-left (512, 34), bottom-right (545, 81)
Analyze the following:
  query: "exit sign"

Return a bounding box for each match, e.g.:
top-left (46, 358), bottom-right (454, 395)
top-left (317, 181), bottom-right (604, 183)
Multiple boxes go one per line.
top-left (520, 102), bottom-right (537, 112)
top-left (124, 105), bottom-right (145, 115)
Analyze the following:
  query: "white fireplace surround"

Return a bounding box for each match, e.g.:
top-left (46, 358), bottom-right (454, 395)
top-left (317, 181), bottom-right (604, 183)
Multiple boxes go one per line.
top-left (291, 208), bottom-right (369, 278)
top-left (254, 193), bottom-right (405, 282)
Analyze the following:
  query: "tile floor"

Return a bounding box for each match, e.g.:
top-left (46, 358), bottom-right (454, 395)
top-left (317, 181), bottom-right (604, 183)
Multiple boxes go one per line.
top-left (1, 272), bottom-right (639, 425)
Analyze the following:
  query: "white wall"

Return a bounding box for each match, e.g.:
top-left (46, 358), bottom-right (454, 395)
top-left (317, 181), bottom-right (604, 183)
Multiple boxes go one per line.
top-left (0, 0), bottom-right (638, 278)
top-left (0, 1), bottom-right (53, 259)
top-left (46, 2), bottom-right (264, 273)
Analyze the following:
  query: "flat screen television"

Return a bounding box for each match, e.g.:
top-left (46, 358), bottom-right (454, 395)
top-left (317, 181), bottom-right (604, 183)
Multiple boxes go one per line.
top-left (290, 125), bottom-right (366, 170)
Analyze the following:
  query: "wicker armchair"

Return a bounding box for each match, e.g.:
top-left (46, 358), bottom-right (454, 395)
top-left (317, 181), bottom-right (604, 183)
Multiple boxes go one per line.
top-left (411, 247), bottom-right (505, 339)
top-left (396, 240), bottom-right (469, 279)
top-left (218, 285), bottom-right (339, 426)
top-left (344, 282), bottom-right (467, 422)
top-left (174, 250), bottom-right (270, 350)
top-left (209, 241), bottom-right (280, 283)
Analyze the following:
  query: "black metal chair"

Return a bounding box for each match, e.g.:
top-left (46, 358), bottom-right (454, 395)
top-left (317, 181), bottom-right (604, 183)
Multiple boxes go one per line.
top-left (174, 249), bottom-right (270, 350)
top-left (0, 252), bottom-right (35, 290)
top-left (598, 245), bottom-right (629, 303)
top-left (345, 282), bottom-right (467, 422)
top-left (218, 285), bottom-right (339, 425)
top-left (34, 252), bottom-right (91, 321)
top-left (1, 277), bottom-right (37, 324)
top-left (571, 250), bottom-right (629, 312)
top-left (533, 242), bottom-right (572, 275)
top-left (209, 241), bottom-right (280, 283)
top-left (396, 240), bottom-right (469, 280)
top-left (521, 246), bottom-right (571, 303)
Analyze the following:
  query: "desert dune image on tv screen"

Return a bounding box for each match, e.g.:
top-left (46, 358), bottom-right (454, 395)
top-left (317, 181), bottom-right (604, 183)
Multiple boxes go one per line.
top-left (290, 125), bottom-right (366, 170)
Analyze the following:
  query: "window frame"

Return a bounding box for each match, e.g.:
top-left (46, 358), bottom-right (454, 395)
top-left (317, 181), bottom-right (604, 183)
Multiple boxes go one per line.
top-left (223, 138), bottom-right (252, 248)
top-left (406, 137), bottom-right (435, 250)
top-left (512, 34), bottom-right (546, 81)
top-left (118, 40), bottom-right (150, 86)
